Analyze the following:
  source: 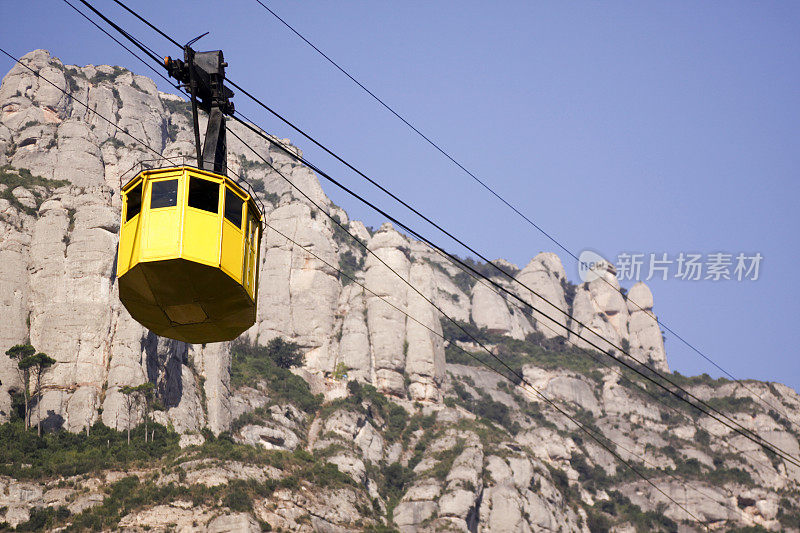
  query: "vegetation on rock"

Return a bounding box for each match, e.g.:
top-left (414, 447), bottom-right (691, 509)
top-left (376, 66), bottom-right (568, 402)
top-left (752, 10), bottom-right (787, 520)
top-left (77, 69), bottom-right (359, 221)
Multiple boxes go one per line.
top-left (0, 166), bottom-right (69, 215)
top-left (231, 338), bottom-right (321, 412)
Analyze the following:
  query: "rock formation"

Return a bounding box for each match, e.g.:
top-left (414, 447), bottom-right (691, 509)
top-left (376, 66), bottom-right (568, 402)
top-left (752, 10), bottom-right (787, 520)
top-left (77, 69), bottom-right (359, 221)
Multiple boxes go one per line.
top-left (515, 252), bottom-right (570, 338)
top-left (626, 281), bottom-right (669, 372)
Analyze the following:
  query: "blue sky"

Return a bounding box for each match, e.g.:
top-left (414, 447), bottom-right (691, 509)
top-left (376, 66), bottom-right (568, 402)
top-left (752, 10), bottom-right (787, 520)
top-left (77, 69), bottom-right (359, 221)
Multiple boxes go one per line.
top-left (2, 1), bottom-right (799, 391)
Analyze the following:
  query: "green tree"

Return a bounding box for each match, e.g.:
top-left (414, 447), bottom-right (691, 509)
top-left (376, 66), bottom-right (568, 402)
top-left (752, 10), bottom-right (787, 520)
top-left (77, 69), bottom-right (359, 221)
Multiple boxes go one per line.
top-left (266, 337), bottom-right (304, 369)
top-left (120, 382), bottom-right (160, 443)
top-left (332, 362), bottom-right (349, 381)
top-left (6, 344), bottom-right (35, 429)
top-left (133, 382), bottom-right (156, 443)
top-left (22, 352), bottom-right (56, 436)
top-left (119, 385), bottom-right (142, 445)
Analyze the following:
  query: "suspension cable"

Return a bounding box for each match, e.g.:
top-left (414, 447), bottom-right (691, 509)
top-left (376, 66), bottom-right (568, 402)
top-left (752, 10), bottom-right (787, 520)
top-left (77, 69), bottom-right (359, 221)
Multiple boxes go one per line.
top-left (247, 0), bottom-right (794, 429)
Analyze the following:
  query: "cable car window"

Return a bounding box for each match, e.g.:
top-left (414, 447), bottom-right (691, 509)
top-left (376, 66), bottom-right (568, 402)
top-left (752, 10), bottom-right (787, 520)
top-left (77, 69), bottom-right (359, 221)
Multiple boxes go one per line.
top-left (188, 177), bottom-right (220, 213)
top-left (150, 179), bottom-right (178, 209)
top-left (224, 188), bottom-right (244, 228)
top-left (125, 182), bottom-right (142, 222)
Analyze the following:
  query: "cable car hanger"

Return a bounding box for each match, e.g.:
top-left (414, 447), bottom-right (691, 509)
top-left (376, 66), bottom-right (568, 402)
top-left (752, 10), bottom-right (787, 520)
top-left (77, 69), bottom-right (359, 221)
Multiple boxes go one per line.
top-left (164, 35), bottom-right (233, 174)
top-left (116, 47), bottom-right (264, 344)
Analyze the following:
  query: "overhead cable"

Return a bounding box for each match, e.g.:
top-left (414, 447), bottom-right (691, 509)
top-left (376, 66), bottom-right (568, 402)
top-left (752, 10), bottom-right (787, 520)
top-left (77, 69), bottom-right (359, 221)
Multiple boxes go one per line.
top-left (250, 0), bottom-right (797, 427)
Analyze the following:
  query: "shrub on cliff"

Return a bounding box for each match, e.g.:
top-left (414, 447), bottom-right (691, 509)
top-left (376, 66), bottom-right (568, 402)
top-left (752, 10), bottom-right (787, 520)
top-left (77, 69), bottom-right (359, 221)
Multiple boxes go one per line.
top-left (230, 339), bottom-right (321, 412)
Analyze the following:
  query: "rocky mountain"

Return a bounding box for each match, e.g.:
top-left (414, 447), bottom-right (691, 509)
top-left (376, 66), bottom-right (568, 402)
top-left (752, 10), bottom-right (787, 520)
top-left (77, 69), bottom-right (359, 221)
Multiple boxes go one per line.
top-left (0, 50), bottom-right (798, 531)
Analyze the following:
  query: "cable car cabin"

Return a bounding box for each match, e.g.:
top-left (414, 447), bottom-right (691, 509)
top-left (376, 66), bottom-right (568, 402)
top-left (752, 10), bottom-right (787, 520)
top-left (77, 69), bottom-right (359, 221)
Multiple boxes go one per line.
top-left (117, 166), bottom-right (263, 343)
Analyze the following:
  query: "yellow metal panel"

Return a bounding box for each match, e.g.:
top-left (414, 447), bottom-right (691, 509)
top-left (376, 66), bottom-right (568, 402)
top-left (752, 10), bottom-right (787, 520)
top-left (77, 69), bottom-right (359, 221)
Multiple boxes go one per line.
top-left (178, 168), bottom-right (188, 257)
top-left (221, 219), bottom-right (244, 283)
top-left (221, 185), bottom-right (245, 283)
top-left (243, 212), bottom-right (259, 298)
top-left (118, 214), bottom-right (141, 276)
top-left (118, 259), bottom-right (256, 343)
top-left (182, 170), bottom-right (223, 266)
top-left (141, 176), bottom-right (181, 261)
top-left (250, 222), bottom-right (260, 297)
top-left (242, 211), bottom-right (251, 297)
top-left (164, 303), bottom-right (208, 324)
top-left (253, 222), bottom-right (261, 296)
top-left (183, 207), bottom-right (221, 265)
top-left (118, 177), bottom-right (144, 277)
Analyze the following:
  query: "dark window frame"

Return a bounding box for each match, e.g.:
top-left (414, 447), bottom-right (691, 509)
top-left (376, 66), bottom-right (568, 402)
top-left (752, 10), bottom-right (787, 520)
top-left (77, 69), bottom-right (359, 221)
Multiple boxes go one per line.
top-left (149, 179), bottom-right (179, 209)
top-left (187, 177), bottom-right (220, 214)
top-left (224, 187), bottom-right (244, 228)
top-left (125, 181), bottom-right (142, 222)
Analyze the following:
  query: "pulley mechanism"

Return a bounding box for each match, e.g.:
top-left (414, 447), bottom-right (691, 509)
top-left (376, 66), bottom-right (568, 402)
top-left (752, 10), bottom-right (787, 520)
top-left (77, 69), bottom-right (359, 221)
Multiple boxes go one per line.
top-left (164, 46), bottom-right (234, 174)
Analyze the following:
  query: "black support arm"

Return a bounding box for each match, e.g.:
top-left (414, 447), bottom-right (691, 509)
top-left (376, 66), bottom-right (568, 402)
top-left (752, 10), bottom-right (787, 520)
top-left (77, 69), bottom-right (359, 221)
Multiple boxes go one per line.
top-left (165, 48), bottom-right (234, 175)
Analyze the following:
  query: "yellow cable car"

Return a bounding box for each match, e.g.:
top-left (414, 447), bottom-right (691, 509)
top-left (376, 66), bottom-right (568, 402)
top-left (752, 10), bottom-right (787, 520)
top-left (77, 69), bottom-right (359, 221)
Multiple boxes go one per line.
top-left (116, 48), bottom-right (263, 343)
top-left (117, 165), bottom-right (263, 343)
